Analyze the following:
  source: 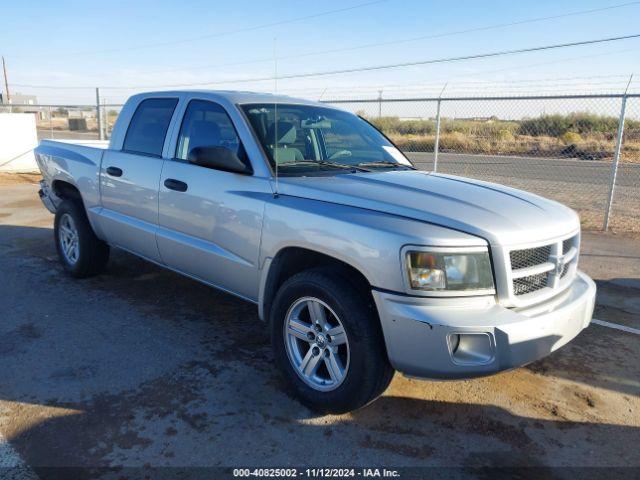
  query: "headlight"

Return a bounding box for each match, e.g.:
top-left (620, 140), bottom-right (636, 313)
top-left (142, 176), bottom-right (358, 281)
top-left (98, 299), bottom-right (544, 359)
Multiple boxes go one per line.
top-left (405, 248), bottom-right (494, 293)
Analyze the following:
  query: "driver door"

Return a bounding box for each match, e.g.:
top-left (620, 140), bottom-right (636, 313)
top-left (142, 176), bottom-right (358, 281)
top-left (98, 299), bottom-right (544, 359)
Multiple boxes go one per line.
top-left (157, 99), bottom-right (267, 301)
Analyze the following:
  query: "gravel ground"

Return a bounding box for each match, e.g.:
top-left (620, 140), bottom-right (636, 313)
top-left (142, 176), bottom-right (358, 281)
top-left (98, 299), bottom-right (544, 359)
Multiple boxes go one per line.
top-left (0, 177), bottom-right (638, 479)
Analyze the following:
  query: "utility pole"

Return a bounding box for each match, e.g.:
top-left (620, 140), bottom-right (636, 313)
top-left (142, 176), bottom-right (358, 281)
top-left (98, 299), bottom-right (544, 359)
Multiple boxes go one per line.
top-left (2, 56), bottom-right (10, 105)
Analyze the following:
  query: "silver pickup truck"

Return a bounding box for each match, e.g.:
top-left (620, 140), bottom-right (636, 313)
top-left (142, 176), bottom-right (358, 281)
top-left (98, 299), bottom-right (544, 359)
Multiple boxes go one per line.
top-left (35, 90), bottom-right (596, 413)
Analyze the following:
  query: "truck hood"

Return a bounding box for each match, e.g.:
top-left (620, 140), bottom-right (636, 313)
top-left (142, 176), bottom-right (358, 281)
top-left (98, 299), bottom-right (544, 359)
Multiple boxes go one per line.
top-left (276, 170), bottom-right (579, 246)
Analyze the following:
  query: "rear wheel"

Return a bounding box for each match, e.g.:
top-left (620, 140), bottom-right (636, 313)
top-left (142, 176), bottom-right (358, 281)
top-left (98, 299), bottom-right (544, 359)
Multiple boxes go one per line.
top-left (54, 199), bottom-right (110, 278)
top-left (270, 268), bottom-right (394, 413)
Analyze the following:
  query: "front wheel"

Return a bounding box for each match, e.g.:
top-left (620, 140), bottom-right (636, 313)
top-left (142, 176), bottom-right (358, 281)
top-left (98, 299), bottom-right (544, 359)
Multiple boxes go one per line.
top-left (270, 268), bottom-right (394, 413)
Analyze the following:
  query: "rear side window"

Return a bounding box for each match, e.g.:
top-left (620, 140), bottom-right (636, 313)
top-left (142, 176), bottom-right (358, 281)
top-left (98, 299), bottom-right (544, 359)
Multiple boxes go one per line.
top-left (123, 98), bottom-right (178, 157)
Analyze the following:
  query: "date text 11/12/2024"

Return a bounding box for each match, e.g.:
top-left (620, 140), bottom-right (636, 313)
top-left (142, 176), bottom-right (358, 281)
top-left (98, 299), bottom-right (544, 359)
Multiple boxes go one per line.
top-left (233, 468), bottom-right (401, 477)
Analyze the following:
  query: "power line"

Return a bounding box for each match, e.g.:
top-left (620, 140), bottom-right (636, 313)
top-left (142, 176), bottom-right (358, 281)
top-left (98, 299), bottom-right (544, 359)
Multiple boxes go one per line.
top-left (38, 49), bottom-right (640, 99)
top-left (11, 34), bottom-right (640, 91)
top-left (14, 0), bottom-right (387, 59)
top-left (111, 33), bottom-right (640, 89)
top-left (269, 33), bottom-right (640, 82)
top-left (412, 46), bottom-right (640, 90)
top-left (135, 0), bottom-right (640, 76)
top-left (278, 48), bottom-right (639, 92)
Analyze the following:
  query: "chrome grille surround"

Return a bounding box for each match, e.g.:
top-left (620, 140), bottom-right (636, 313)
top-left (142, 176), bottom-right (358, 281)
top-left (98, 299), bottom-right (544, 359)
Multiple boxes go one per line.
top-left (496, 231), bottom-right (580, 308)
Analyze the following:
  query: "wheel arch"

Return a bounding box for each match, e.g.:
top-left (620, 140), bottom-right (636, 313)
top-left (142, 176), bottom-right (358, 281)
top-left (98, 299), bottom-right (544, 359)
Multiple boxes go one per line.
top-left (259, 246), bottom-right (376, 325)
top-left (52, 179), bottom-right (82, 202)
top-left (51, 179), bottom-right (105, 239)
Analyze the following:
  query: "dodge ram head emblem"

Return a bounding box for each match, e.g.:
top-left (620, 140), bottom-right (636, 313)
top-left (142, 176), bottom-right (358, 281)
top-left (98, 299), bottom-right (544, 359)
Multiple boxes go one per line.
top-left (554, 256), bottom-right (565, 276)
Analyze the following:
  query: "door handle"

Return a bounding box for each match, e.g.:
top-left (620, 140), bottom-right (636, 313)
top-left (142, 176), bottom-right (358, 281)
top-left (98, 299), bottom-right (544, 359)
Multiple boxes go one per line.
top-left (106, 166), bottom-right (123, 177)
top-left (164, 178), bottom-right (188, 192)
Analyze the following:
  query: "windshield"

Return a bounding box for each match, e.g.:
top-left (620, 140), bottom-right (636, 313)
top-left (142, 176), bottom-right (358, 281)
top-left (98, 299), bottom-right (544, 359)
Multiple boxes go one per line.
top-left (241, 103), bottom-right (414, 176)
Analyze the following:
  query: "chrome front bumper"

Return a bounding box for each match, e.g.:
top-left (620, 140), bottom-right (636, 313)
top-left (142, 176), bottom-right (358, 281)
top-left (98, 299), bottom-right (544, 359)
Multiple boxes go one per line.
top-left (372, 271), bottom-right (596, 379)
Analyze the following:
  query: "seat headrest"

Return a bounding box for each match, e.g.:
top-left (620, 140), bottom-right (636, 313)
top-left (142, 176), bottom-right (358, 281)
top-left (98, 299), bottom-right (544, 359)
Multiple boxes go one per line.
top-left (266, 121), bottom-right (297, 145)
top-left (190, 120), bottom-right (221, 146)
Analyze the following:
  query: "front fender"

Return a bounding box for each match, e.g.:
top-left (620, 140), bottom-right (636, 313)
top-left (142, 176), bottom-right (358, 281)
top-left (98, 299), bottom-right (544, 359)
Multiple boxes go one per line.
top-left (257, 195), bottom-right (485, 318)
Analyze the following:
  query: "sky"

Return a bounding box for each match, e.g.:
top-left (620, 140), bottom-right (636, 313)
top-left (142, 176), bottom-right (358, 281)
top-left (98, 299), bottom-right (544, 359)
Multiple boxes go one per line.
top-left (1, 0), bottom-right (640, 105)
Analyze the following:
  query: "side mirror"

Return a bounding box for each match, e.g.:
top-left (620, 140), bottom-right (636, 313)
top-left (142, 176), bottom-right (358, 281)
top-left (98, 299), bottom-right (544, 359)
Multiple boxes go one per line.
top-left (188, 146), bottom-right (252, 174)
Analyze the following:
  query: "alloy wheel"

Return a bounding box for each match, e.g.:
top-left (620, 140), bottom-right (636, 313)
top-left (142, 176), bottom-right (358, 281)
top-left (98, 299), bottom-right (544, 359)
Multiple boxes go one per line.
top-left (283, 297), bottom-right (350, 392)
top-left (59, 213), bottom-right (80, 265)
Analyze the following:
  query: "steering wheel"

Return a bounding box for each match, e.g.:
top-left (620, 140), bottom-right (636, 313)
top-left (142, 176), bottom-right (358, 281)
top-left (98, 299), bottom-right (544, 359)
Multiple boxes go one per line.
top-left (329, 150), bottom-right (352, 160)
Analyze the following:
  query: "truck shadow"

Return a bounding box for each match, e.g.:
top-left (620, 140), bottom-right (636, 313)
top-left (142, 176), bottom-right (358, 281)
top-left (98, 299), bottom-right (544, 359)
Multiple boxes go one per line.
top-left (1, 224), bottom-right (637, 398)
top-left (3, 393), bottom-right (639, 477)
top-left (0, 224), bottom-right (638, 474)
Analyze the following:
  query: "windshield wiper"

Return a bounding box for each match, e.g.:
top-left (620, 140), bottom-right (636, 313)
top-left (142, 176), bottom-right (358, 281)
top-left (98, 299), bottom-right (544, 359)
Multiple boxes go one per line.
top-left (356, 161), bottom-right (415, 170)
top-left (281, 160), bottom-right (371, 172)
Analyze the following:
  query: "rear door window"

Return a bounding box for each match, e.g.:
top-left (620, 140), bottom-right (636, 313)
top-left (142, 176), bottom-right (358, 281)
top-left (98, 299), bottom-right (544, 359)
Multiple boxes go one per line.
top-left (123, 98), bottom-right (178, 157)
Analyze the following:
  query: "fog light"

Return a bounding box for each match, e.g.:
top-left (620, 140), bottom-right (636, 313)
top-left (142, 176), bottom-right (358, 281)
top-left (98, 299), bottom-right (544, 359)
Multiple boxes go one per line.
top-left (447, 332), bottom-right (494, 366)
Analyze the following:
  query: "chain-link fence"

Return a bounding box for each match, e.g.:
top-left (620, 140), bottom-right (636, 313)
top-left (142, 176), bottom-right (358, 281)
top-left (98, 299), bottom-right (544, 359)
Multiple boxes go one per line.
top-left (1, 94), bottom-right (638, 234)
top-left (324, 93), bottom-right (640, 234)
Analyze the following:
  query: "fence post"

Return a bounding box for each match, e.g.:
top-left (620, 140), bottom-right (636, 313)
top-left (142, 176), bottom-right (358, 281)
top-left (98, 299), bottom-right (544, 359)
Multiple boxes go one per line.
top-left (433, 83), bottom-right (448, 173)
top-left (433, 99), bottom-right (442, 172)
top-left (96, 87), bottom-right (104, 141)
top-left (377, 90), bottom-right (383, 118)
top-left (603, 94), bottom-right (628, 231)
top-left (103, 97), bottom-right (108, 139)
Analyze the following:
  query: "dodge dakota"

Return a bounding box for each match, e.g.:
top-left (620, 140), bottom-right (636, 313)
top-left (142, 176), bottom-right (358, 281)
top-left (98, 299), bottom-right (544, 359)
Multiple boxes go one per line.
top-left (35, 91), bottom-right (596, 413)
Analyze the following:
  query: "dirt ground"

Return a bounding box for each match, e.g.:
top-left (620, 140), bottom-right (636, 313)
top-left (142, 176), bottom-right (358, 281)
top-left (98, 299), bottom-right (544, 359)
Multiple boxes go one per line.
top-left (0, 172), bottom-right (42, 186)
top-left (0, 175), bottom-right (638, 479)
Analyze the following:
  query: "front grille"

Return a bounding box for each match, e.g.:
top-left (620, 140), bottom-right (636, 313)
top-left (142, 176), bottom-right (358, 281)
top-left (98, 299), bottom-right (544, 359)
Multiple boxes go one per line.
top-left (508, 234), bottom-right (579, 299)
top-left (562, 237), bottom-right (575, 255)
top-left (510, 245), bottom-right (552, 270)
top-left (513, 272), bottom-right (548, 295)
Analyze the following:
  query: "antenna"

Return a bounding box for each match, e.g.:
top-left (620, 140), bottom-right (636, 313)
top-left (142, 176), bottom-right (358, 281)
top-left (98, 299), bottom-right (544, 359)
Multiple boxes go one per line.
top-left (273, 38), bottom-right (279, 198)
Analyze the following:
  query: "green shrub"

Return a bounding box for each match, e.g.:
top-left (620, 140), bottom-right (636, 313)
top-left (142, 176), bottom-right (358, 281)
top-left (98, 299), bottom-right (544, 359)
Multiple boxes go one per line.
top-left (498, 129), bottom-right (515, 141)
top-left (395, 120), bottom-right (435, 135)
top-left (561, 131), bottom-right (582, 144)
top-left (518, 112), bottom-right (638, 137)
top-left (369, 116), bottom-right (435, 136)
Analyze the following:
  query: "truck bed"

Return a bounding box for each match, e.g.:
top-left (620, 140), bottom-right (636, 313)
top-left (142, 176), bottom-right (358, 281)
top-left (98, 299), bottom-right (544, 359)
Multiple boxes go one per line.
top-left (39, 138), bottom-right (110, 149)
top-left (35, 139), bottom-right (110, 213)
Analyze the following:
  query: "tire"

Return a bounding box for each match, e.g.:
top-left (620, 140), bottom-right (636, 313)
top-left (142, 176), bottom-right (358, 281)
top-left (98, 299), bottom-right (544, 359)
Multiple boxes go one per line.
top-left (270, 267), bottom-right (394, 413)
top-left (54, 199), bottom-right (110, 278)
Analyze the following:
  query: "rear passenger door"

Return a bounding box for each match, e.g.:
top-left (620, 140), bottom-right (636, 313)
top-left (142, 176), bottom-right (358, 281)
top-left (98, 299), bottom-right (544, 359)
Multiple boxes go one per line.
top-left (99, 97), bottom-right (178, 261)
